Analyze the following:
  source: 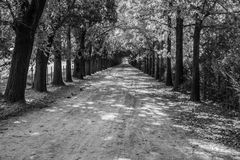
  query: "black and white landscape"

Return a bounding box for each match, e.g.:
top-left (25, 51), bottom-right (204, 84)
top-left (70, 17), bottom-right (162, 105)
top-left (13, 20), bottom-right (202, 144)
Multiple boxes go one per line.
top-left (0, 0), bottom-right (240, 160)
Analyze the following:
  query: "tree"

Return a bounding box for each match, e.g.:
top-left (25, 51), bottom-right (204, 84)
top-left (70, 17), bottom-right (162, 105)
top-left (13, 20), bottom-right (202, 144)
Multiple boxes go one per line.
top-left (33, 0), bottom-right (76, 91)
top-left (52, 33), bottom-right (65, 86)
top-left (73, 27), bottom-right (86, 79)
top-left (65, 25), bottom-right (73, 82)
top-left (4, 0), bottom-right (46, 102)
top-left (190, 14), bottom-right (202, 101)
top-left (174, 8), bottom-right (184, 90)
top-left (166, 2), bottom-right (173, 86)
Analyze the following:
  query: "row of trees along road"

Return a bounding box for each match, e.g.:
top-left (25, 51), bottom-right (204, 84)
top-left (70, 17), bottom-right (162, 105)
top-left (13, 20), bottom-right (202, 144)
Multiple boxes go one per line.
top-left (115, 0), bottom-right (240, 110)
top-left (0, 0), bottom-right (118, 102)
top-left (1, 0), bottom-right (240, 111)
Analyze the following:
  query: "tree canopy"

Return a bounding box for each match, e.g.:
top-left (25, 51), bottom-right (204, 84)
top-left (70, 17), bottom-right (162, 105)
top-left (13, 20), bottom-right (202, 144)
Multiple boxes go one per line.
top-left (0, 0), bottom-right (240, 110)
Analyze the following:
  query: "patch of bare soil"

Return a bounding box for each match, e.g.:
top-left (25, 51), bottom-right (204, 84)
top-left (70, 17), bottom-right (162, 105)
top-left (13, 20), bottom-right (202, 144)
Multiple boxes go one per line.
top-left (0, 64), bottom-right (239, 160)
top-left (0, 80), bottom-right (85, 120)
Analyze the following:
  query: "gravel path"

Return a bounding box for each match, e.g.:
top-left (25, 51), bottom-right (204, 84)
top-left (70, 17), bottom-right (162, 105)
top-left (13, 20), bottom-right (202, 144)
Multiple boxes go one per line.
top-left (0, 64), bottom-right (239, 160)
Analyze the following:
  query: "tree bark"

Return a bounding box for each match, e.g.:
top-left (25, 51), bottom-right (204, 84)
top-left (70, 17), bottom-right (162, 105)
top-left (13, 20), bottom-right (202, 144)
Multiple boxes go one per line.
top-left (0, 11), bottom-right (2, 39)
top-left (73, 28), bottom-right (86, 79)
top-left (73, 56), bottom-right (80, 78)
top-left (174, 9), bottom-right (184, 90)
top-left (85, 59), bottom-right (90, 75)
top-left (52, 38), bottom-right (65, 86)
top-left (151, 51), bottom-right (155, 77)
top-left (166, 15), bottom-right (173, 86)
top-left (33, 34), bottom-right (54, 92)
top-left (190, 18), bottom-right (202, 102)
top-left (159, 55), bottom-right (165, 81)
top-left (66, 26), bottom-right (73, 82)
top-left (4, 0), bottom-right (47, 102)
top-left (143, 57), bottom-right (146, 73)
top-left (33, 49), bottom-right (48, 92)
top-left (155, 53), bottom-right (159, 79)
top-left (147, 55), bottom-right (150, 75)
top-left (150, 55), bottom-right (153, 76)
top-left (82, 57), bottom-right (86, 76)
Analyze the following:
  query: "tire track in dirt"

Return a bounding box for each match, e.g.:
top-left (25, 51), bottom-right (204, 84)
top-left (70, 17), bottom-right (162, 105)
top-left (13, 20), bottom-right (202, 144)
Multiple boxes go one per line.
top-left (0, 64), bottom-right (210, 160)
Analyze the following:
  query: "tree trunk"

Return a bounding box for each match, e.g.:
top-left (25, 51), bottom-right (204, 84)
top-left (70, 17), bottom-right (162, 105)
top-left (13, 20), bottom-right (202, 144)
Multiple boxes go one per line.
top-left (73, 56), bottom-right (79, 78)
top-left (4, 30), bottom-right (34, 102)
top-left (4, 0), bottom-right (46, 102)
top-left (150, 54), bottom-right (152, 76)
top-left (0, 11), bottom-right (2, 39)
top-left (92, 57), bottom-right (96, 74)
top-left (33, 34), bottom-right (54, 92)
top-left (155, 53), bottom-right (159, 79)
top-left (73, 27), bottom-right (86, 79)
top-left (174, 9), bottom-right (184, 90)
top-left (33, 49), bottom-right (48, 92)
top-left (148, 55), bottom-right (151, 75)
top-left (166, 15), bottom-right (173, 86)
top-left (66, 26), bottom-right (73, 82)
top-left (152, 53), bottom-right (155, 77)
top-left (159, 55), bottom-right (165, 81)
top-left (166, 57), bottom-right (173, 86)
top-left (85, 60), bottom-right (90, 75)
top-left (52, 44), bottom-right (65, 86)
top-left (144, 56), bottom-right (147, 73)
top-left (143, 57), bottom-right (146, 73)
top-left (66, 59), bottom-right (72, 82)
top-left (82, 57), bottom-right (86, 76)
top-left (190, 18), bottom-right (202, 102)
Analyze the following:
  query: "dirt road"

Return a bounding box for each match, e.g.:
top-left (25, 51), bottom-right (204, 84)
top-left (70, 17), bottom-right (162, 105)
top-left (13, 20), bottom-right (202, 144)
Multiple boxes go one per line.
top-left (0, 64), bottom-right (239, 160)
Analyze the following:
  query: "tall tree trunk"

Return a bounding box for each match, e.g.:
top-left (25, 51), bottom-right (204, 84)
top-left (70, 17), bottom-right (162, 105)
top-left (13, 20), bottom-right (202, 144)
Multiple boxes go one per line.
top-left (79, 56), bottom-right (85, 78)
top-left (166, 15), bottom-right (173, 86)
top-left (174, 9), bottom-right (184, 90)
top-left (85, 59), bottom-right (90, 75)
top-left (0, 10), bottom-right (2, 39)
top-left (33, 49), bottom-right (48, 92)
top-left (4, 0), bottom-right (46, 102)
top-left (155, 53), bottom-right (159, 79)
top-left (92, 57), bottom-right (96, 74)
top-left (159, 55), bottom-right (165, 81)
top-left (4, 29), bottom-right (34, 102)
top-left (73, 56), bottom-right (80, 78)
top-left (144, 57), bottom-right (147, 73)
top-left (89, 59), bottom-right (92, 75)
top-left (190, 18), bottom-right (202, 102)
top-left (66, 59), bottom-right (72, 82)
top-left (150, 55), bottom-right (153, 76)
top-left (66, 26), bottom-right (73, 82)
top-left (0, 12), bottom-right (2, 95)
top-left (82, 57), bottom-right (86, 76)
top-left (33, 34), bottom-right (54, 92)
top-left (147, 55), bottom-right (150, 75)
top-left (151, 53), bottom-right (155, 77)
top-left (52, 38), bottom-right (65, 86)
top-left (73, 27), bottom-right (86, 79)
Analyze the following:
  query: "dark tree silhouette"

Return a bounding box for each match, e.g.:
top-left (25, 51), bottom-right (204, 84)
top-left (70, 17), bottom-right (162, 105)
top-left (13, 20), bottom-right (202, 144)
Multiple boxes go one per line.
top-left (174, 9), bottom-right (184, 90)
top-left (5, 0), bottom-right (47, 102)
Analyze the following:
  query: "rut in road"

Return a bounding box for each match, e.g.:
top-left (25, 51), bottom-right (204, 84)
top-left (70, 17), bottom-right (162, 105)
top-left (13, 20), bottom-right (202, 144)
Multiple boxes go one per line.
top-left (0, 64), bottom-right (237, 160)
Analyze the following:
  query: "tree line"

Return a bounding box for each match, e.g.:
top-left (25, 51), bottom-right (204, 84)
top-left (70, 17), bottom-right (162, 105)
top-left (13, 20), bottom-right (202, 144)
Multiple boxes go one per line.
top-left (120, 0), bottom-right (240, 110)
top-left (0, 0), bottom-right (119, 102)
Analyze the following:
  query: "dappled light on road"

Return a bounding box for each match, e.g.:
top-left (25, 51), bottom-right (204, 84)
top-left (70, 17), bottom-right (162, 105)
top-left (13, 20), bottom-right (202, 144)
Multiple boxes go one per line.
top-left (0, 64), bottom-right (239, 160)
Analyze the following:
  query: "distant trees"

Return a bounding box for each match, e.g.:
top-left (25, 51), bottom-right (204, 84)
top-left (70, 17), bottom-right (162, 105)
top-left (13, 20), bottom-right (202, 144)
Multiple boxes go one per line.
top-left (123, 0), bottom-right (240, 107)
top-left (0, 0), bottom-right (118, 103)
top-left (71, 0), bottom-right (117, 79)
top-left (34, 0), bottom-right (76, 91)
